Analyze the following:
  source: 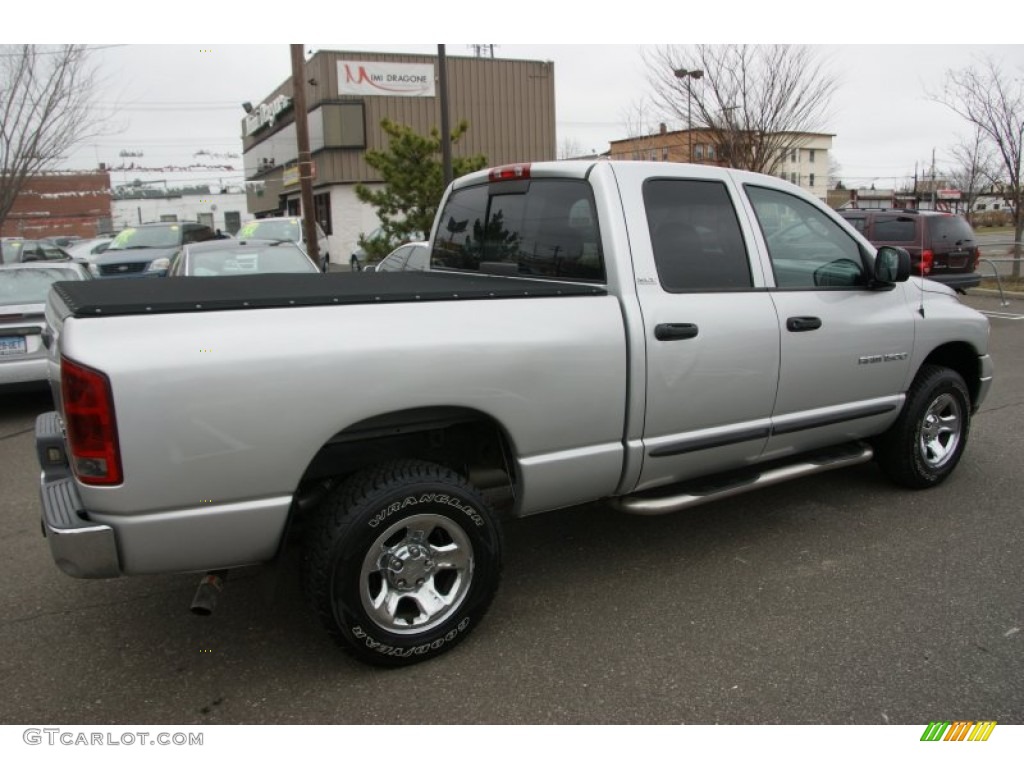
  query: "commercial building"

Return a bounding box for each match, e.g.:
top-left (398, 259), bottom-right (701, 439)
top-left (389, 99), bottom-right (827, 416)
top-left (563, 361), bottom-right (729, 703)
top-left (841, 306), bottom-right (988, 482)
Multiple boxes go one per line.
top-left (609, 125), bottom-right (833, 201)
top-left (242, 50), bottom-right (557, 265)
top-left (111, 185), bottom-right (248, 235)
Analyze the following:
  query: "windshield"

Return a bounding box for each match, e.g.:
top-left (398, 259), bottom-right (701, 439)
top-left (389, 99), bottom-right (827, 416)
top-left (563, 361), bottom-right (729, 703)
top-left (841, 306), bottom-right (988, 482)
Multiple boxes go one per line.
top-left (0, 267), bottom-right (83, 304)
top-left (108, 226), bottom-right (182, 250)
top-left (239, 219), bottom-right (301, 243)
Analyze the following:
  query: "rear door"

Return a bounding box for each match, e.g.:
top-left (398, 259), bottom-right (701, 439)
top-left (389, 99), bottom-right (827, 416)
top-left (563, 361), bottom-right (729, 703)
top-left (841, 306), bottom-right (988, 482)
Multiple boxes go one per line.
top-left (611, 165), bottom-right (782, 492)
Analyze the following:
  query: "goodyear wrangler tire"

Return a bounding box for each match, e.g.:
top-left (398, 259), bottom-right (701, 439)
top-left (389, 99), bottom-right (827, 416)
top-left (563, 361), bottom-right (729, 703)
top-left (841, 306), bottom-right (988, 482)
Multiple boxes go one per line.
top-left (303, 460), bottom-right (502, 666)
top-left (875, 365), bottom-right (971, 490)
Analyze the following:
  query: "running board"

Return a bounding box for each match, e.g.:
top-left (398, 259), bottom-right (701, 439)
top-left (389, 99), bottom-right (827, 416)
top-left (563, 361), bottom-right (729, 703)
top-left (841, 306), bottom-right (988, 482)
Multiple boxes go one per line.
top-left (611, 443), bottom-right (874, 516)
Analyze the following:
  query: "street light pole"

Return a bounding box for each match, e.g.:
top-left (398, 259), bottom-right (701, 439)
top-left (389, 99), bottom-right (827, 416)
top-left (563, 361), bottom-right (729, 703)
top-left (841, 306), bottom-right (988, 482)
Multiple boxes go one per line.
top-left (673, 68), bottom-right (704, 162)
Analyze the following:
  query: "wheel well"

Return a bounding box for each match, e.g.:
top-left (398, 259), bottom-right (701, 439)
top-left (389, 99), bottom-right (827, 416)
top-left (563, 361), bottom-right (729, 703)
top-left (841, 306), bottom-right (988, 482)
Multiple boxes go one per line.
top-left (296, 407), bottom-right (518, 508)
top-left (921, 342), bottom-right (981, 406)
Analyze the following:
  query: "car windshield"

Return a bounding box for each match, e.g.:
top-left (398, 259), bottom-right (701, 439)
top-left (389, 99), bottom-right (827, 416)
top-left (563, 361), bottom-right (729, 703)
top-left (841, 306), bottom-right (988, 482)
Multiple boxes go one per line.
top-left (108, 226), bottom-right (181, 250)
top-left (0, 267), bottom-right (82, 304)
top-left (188, 244), bottom-right (316, 276)
top-left (238, 219), bottom-right (301, 242)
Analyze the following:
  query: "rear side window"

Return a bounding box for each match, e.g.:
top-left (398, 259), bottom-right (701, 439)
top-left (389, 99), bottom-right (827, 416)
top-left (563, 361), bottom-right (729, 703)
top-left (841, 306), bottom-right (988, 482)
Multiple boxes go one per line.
top-left (431, 179), bottom-right (604, 281)
top-left (928, 216), bottom-right (974, 244)
top-left (872, 216), bottom-right (916, 242)
top-left (643, 179), bottom-right (752, 291)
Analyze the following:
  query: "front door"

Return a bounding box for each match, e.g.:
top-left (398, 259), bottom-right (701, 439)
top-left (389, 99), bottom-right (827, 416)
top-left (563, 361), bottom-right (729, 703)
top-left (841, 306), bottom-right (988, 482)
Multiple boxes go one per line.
top-left (741, 184), bottom-right (915, 459)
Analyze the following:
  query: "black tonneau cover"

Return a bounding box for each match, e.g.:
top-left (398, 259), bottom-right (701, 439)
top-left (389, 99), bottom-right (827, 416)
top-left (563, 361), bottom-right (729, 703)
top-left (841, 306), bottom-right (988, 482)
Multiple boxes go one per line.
top-left (52, 271), bottom-right (606, 318)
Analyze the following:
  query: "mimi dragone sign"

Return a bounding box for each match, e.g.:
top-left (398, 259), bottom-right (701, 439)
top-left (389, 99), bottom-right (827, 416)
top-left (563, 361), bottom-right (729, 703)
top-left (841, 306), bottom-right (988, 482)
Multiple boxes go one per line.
top-left (338, 61), bottom-right (435, 97)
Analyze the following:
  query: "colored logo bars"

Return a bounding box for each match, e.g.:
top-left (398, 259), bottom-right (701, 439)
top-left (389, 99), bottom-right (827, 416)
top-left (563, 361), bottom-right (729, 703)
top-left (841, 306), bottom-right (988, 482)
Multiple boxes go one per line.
top-left (920, 721), bottom-right (997, 742)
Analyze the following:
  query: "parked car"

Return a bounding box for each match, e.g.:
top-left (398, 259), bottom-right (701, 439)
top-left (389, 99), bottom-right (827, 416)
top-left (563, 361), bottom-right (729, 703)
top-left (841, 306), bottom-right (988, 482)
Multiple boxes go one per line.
top-left (237, 217), bottom-right (329, 272)
top-left (837, 209), bottom-right (981, 291)
top-left (350, 227), bottom-right (425, 272)
top-left (92, 222), bottom-right (218, 278)
top-left (168, 239), bottom-right (321, 277)
top-left (1, 238), bottom-right (72, 264)
top-left (368, 241), bottom-right (431, 273)
top-left (0, 261), bottom-right (91, 388)
top-left (65, 236), bottom-right (114, 266)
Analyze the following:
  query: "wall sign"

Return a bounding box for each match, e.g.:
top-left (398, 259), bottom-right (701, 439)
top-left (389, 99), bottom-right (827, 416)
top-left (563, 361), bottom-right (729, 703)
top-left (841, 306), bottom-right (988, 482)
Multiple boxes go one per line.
top-left (245, 95), bottom-right (293, 136)
top-left (337, 61), bottom-right (435, 97)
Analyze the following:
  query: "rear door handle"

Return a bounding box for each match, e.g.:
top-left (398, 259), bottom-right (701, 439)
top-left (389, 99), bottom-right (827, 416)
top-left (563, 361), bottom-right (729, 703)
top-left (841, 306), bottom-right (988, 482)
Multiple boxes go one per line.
top-left (786, 316), bottom-right (822, 332)
top-left (654, 323), bottom-right (699, 341)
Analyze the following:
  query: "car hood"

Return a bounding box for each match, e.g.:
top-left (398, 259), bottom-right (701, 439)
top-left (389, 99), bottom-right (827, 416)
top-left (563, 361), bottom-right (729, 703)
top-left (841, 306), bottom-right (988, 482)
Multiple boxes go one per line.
top-left (911, 276), bottom-right (958, 297)
top-left (95, 245), bottom-right (179, 263)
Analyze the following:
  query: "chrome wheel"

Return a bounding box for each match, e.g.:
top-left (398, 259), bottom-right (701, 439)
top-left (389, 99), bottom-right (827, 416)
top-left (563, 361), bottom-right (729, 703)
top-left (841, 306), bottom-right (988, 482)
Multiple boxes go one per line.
top-left (359, 513), bottom-right (474, 635)
top-left (918, 393), bottom-right (962, 470)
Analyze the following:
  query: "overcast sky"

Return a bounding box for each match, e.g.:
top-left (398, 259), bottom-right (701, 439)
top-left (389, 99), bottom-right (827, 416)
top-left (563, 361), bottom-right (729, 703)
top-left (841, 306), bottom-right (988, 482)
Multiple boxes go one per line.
top-left (28, 6), bottom-right (1022, 192)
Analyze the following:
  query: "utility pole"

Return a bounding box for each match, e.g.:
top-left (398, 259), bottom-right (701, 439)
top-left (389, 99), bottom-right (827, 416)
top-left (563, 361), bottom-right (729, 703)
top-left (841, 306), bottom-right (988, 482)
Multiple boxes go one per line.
top-left (438, 45), bottom-right (453, 188)
top-left (290, 44), bottom-right (321, 270)
top-left (930, 147), bottom-right (936, 211)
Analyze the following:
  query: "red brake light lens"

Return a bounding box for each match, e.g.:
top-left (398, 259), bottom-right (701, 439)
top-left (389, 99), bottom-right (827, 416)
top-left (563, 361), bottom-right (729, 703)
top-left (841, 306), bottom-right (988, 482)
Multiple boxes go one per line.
top-left (972, 247), bottom-right (981, 270)
top-left (488, 163), bottom-right (531, 182)
top-left (920, 249), bottom-right (934, 275)
top-left (61, 356), bottom-right (122, 485)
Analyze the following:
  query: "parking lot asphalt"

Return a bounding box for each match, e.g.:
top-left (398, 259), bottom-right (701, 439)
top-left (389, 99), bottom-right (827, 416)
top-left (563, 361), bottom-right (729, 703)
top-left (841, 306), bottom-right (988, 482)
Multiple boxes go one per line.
top-left (0, 292), bottom-right (1021, 726)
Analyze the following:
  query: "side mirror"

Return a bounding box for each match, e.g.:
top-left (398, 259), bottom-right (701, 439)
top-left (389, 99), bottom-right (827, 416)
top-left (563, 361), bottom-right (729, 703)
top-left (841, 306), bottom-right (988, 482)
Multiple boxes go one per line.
top-left (873, 246), bottom-right (911, 284)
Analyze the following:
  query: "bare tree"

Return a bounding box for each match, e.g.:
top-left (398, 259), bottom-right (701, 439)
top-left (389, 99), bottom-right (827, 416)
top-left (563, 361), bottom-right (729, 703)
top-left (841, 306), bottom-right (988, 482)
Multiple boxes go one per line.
top-left (615, 97), bottom-right (664, 161)
top-left (931, 57), bottom-right (1024, 277)
top-left (0, 45), bottom-right (109, 232)
top-left (828, 157), bottom-right (844, 189)
top-left (946, 126), bottom-right (999, 223)
top-left (643, 45), bottom-right (838, 174)
top-left (557, 136), bottom-right (585, 160)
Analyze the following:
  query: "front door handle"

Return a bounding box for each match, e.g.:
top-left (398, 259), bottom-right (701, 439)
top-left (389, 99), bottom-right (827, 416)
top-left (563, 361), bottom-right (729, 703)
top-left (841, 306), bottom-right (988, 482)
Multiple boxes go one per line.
top-left (786, 316), bottom-right (822, 332)
top-left (654, 323), bottom-right (699, 341)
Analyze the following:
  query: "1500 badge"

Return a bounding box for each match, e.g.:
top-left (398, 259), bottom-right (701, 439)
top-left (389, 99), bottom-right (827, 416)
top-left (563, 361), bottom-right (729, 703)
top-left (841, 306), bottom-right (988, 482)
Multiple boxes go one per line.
top-left (858, 352), bottom-right (908, 365)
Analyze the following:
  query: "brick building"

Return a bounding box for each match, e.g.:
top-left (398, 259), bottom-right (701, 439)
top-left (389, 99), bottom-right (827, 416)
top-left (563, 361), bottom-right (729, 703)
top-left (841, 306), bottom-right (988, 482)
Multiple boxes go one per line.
top-left (609, 125), bottom-right (833, 201)
top-left (1, 171), bottom-right (113, 239)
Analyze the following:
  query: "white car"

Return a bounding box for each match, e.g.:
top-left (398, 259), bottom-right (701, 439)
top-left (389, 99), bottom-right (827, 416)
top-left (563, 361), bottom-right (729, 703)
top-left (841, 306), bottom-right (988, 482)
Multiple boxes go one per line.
top-left (237, 217), bottom-right (329, 272)
top-left (0, 261), bottom-right (91, 388)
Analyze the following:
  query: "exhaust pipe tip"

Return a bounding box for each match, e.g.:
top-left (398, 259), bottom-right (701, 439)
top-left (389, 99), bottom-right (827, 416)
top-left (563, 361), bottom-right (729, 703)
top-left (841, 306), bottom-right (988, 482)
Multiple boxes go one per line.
top-left (190, 570), bottom-right (227, 616)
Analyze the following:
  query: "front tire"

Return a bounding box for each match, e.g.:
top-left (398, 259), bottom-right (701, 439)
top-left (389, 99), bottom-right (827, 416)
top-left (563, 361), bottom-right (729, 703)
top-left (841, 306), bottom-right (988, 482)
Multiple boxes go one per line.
top-left (303, 461), bottom-right (502, 666)
top-left (875, 365), bottom-right (971, 489)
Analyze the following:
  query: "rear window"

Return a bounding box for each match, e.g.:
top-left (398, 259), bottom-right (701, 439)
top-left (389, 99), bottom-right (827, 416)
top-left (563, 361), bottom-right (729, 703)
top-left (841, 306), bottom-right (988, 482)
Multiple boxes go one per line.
top-left (928, 215), bottom-right (974, 243)
top-left (431, 179), bottom-right (604, 282)
top-left (871, 216), bottom-right (916, 242)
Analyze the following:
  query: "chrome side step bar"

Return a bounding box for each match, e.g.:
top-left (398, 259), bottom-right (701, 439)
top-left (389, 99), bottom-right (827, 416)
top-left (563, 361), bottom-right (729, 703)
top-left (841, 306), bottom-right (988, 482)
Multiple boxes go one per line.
top-left (611, 443), bottom-right (874, 516)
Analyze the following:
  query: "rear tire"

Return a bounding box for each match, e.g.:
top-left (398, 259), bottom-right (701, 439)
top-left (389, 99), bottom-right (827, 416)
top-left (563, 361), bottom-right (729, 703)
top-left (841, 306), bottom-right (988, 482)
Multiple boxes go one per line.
top-left (350, 256), bottom-right (361, 272)
top-left (303, 460), bottom-right (502, 666)
top-left (875, 365), bottom-right (971, 489)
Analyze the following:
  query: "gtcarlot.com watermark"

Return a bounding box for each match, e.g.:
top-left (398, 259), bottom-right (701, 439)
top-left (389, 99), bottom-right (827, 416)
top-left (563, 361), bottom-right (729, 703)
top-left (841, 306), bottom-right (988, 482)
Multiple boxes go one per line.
top-left (23, 728), bottom-right (203, 747)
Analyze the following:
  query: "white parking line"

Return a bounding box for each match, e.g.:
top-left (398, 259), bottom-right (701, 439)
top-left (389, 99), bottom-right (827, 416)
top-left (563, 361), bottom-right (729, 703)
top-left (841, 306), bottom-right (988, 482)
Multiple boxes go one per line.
top-left (980, 311), bottom-right (1024, 320)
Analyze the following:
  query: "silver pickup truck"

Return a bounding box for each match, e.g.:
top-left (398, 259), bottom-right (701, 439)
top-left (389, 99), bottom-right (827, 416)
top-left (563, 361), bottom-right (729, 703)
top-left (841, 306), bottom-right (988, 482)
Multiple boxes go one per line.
top-left (34, 161), bottom-right (993, 666)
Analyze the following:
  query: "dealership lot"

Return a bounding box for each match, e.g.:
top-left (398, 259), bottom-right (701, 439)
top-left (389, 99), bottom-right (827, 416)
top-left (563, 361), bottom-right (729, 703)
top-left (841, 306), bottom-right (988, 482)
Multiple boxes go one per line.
top-left (0, 292), bottom-right (1021, 725)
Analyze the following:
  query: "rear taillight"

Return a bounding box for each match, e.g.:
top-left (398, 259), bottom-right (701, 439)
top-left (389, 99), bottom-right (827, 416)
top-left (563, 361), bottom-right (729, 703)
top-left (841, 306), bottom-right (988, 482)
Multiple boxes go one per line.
top-left (488, 163), bottom-right (531, 182)
top-left (61, 356), bottom-right (122, 485)
top-left (972, 247), bottom-right (981, 270)
top-left (919, 249), bottom-right (934, 275)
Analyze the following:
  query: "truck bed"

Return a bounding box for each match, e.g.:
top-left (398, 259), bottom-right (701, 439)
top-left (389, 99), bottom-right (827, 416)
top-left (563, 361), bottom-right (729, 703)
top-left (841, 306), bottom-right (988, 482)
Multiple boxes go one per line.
top-left (52, 271), bottom-right (606, 318)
